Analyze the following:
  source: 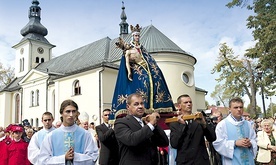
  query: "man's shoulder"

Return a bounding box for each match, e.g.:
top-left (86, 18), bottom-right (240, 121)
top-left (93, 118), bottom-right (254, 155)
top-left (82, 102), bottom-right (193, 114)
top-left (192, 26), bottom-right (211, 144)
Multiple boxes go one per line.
top-left (115, 116), bottom-right (130, 123)
top-left (96, 123), bottom-right (104, 128)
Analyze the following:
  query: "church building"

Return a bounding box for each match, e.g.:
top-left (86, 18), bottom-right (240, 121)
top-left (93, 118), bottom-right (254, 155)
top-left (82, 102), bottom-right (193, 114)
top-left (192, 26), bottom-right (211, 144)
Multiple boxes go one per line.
top-left (0, 0), bottom-right (207, 127)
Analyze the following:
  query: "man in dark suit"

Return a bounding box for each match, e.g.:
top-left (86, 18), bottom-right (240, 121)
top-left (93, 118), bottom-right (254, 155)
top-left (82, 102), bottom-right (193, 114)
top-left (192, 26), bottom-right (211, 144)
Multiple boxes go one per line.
top-left (170, 94), bottom-right (216, 165)
top-left (114, 93), bottom-right (169, 165)
top-left (96, 109), bottom-right (119, 165)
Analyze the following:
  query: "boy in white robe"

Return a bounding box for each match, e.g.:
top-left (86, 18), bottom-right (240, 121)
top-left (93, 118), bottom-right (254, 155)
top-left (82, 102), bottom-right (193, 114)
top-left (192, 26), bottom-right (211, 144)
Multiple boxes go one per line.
top-left (28, 112), bottom-right (55, 165)
top-left (39, 99), bottom-right (98, 165)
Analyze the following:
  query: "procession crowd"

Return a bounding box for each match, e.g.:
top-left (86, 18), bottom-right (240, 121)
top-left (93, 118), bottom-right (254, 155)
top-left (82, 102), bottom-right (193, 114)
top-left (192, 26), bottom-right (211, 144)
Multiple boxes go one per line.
top-left (0, 94), bottom-right (275, 165)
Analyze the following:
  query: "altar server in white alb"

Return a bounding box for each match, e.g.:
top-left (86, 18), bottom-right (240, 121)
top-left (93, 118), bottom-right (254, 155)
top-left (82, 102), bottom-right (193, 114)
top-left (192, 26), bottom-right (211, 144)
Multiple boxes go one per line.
top-left (28, 112), bottom-right (55, 165)
top-left (213, 97), bottom-right (257, 165)
top-left (39, 99), bottom-right (98, 165)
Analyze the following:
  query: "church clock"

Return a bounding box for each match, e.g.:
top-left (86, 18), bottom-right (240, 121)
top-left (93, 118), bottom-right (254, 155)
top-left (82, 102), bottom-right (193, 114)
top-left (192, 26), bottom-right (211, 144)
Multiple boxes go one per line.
top-left (20, 48), bottom-right (24, 54)
top-left (37, 47), bottom-right (44, 54)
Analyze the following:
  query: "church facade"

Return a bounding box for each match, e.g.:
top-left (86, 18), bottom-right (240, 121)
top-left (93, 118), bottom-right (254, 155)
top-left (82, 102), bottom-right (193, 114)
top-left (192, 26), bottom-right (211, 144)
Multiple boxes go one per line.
top-left (0, 1), bottom-right (207, 127)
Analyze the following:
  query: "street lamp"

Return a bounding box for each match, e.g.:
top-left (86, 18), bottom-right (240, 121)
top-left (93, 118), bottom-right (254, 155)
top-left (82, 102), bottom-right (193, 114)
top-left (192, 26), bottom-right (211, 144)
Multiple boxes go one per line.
top-left (257, 70), bottom-right (266, 118)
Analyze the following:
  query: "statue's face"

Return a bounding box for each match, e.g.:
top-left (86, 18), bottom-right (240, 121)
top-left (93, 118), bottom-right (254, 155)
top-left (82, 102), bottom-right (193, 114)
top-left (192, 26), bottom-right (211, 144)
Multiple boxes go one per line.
top-left (133, 34), bottom-right (140, 42)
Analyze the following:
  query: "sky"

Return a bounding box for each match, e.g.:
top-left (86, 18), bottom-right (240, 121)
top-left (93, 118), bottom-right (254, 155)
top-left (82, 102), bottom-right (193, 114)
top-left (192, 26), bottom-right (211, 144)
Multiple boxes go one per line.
top-left (0, 0), bottom-right (274, 109)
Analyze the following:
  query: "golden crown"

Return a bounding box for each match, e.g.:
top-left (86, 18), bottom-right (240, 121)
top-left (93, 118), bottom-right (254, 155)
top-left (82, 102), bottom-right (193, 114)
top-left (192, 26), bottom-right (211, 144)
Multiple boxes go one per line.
top-left (130, 24), bottom-right (142, 34)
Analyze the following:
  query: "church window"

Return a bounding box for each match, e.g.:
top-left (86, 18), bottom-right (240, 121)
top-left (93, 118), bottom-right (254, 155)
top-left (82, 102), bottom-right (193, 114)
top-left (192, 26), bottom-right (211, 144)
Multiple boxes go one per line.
top-left (182, 73), bottom-right (189, 84)
top-left (20, 59), bottom-right (22, 72)
top-left (35, 118), bottom-right (39, 128)
top-left (73, 80), bottom-right (81, 95)
top-left (41, 58), bottom-right (44, 63)
top-left (30, 118), bottom-right (33, 126)
top-left (181, 71), bottom-right (194, 87)
top-left (22, 58), bottom-right (24, 71)
top-left (15, 94), bottom-right (20, 123)
top-left (36, 90), bottom-right (39, 106)
top-left (36, 57), bottom-right (39, 63)
top-left (31, 91), bottom-right (35, 107)
top-left (19, 58), bottom-right (24, 72)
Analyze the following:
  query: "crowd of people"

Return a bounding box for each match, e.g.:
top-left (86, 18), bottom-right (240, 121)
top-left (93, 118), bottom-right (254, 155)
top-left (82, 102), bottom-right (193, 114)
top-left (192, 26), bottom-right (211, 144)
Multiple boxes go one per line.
top-left (0, 95), bottom-right (276, 165)
top-left (0, 93), bottom-right (276, 165)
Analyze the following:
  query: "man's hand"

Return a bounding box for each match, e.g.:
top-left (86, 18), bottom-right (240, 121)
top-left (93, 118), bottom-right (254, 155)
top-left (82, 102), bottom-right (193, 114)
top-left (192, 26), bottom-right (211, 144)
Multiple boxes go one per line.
top-left (235, 138), bottom-right (252, 148)
top-left (195, 112), bottom-right (207, 128)
top-left (65, 147), bottom-right (74, 160)
top-left (146, 112), bottom-right (160, 126)
top-left (177, 115), bottom-right (186, 124)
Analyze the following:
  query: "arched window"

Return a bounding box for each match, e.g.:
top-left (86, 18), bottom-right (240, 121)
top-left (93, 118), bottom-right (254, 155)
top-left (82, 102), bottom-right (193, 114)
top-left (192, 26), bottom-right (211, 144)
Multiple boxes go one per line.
top-left (31, 91), bottom-right (35, 106)
top-left (20, 59), bottom-right (22, 72)
top-left (30, 118), bottom-right (34, 126)
top-left (36, 57), bottom-right (39, 63)
top-left (15, 94), bottom-right (20, 123)
top-left (22, 58), bottom-right (24, 71)
top-left (36, 118), bottom-right (39, 128)
top-left (41, 58), bottom-right (44, 63)
top-left (73, 80), bottom-right (81, 95)
top-left (36, 90), bottom-right (39, 106)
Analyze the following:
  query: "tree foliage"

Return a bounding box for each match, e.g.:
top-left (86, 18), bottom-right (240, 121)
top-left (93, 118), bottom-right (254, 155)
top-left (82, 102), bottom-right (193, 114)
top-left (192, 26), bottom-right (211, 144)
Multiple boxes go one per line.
top-left (266, 102), bottom-right (276, 117)
top-left (212, 43), bottom-right (258, 115)
top-left (0, 62), bottom-right (15, 90)
top-left (211, 84), bottom-right (233, 107)
top-left (227, 0), bottom-right (276, 95)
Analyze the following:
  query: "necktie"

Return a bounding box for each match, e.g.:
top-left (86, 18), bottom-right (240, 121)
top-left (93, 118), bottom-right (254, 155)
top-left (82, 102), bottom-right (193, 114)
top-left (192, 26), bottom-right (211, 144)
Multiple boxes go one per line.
top-left (138, 120), bottom-right (144, 127)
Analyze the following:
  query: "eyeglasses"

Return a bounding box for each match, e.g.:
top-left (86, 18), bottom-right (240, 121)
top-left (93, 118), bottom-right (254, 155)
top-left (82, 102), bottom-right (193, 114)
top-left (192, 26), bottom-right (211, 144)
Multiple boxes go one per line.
top-left (104, 114), bottom-right (110, 116)
top-left (43, 119), bottom-right (52, 122)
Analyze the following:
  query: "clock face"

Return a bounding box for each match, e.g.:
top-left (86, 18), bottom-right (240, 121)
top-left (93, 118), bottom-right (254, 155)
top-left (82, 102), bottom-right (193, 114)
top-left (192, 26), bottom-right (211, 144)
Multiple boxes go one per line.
top-left (37, 47), bottom-right (44, 54)
top-left (20, 48), bottom-right (24, 54)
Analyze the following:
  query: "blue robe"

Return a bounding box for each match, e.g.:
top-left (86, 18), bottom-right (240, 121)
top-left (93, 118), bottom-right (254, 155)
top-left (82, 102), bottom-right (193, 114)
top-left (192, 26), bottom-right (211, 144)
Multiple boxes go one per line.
top-left (111, 45), bottom-right (174, 119)
top-left (39, 124), bottom-right (98, 165)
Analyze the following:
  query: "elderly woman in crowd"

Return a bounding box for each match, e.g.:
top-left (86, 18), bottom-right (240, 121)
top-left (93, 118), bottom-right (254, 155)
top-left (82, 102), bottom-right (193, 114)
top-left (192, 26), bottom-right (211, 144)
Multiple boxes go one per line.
top-left (255, 118), bottom-right (263, 132)
top-left (257, 119), bottom-right (276, 165)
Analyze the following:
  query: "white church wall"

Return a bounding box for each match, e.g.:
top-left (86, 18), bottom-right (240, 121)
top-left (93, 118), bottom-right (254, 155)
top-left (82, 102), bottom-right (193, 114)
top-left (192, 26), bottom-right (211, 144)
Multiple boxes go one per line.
top-left (195, 90), bottom-right (207, 111)
top-left (14, 42), bottom-right (30, 78)
top-left (0, 92), bottom-right (12, 127)
top-left (153, 53), bottom-right (198, 112)
top-left (21, 79), bottom-right (48, 127)
top-left (54, 69), bottom-right (102, 125)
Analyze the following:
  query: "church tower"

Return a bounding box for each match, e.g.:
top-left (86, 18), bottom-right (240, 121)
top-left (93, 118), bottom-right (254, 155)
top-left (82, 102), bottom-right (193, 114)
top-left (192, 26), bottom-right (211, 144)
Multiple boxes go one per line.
top-left (13, 0), bottom-right (55, 77)
top-left (119, 2), bottom-right (129, 38)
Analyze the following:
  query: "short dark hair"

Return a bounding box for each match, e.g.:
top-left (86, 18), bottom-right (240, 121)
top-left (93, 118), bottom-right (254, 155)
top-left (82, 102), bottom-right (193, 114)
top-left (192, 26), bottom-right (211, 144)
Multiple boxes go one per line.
top-left (177, 94), bottom-right (190, 104)
top-left (103, 109), bottom-right (111, 113)
top-left (126, 93), bottom-right (143, 105)
top-left (90, 122), bottom-right (94, 125)
top-left (229, 97), bottom-right (244, 107)
top-left (42, 112), bottom-right (54, 120)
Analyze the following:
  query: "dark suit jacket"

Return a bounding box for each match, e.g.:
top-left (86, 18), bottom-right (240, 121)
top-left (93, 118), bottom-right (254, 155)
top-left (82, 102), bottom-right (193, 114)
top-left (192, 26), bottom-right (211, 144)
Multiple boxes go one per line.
top-left (170, 120), bottom-right (216, 165)
top-left (114, 115), bottom-right (169, 165)
top-left (96, 123), bottom-right (119, 165)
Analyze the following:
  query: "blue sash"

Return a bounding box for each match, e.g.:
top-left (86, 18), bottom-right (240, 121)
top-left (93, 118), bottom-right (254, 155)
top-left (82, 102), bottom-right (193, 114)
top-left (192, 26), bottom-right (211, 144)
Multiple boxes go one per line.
top-left (50, 127), bottom-right (85, 156)
top-left (225, 119), bottom-right (254, 165)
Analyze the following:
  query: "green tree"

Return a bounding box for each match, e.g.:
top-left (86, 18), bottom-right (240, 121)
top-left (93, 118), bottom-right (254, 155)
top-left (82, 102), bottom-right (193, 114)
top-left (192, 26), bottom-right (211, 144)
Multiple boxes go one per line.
top-left (211, 84), bottom-right (233, 107)
top-left (246, 103), bottom-right (262, 118)
top-left (0, 62), bottom-right (15, 90)
top-left (266, 103), bottom-right (276, 117)
top-left (226, 0), bottom-right (276, 95)
top-left (212, 43), bottom-right (258, 115)
top-left (205, 100), bottom-right (210, 109)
